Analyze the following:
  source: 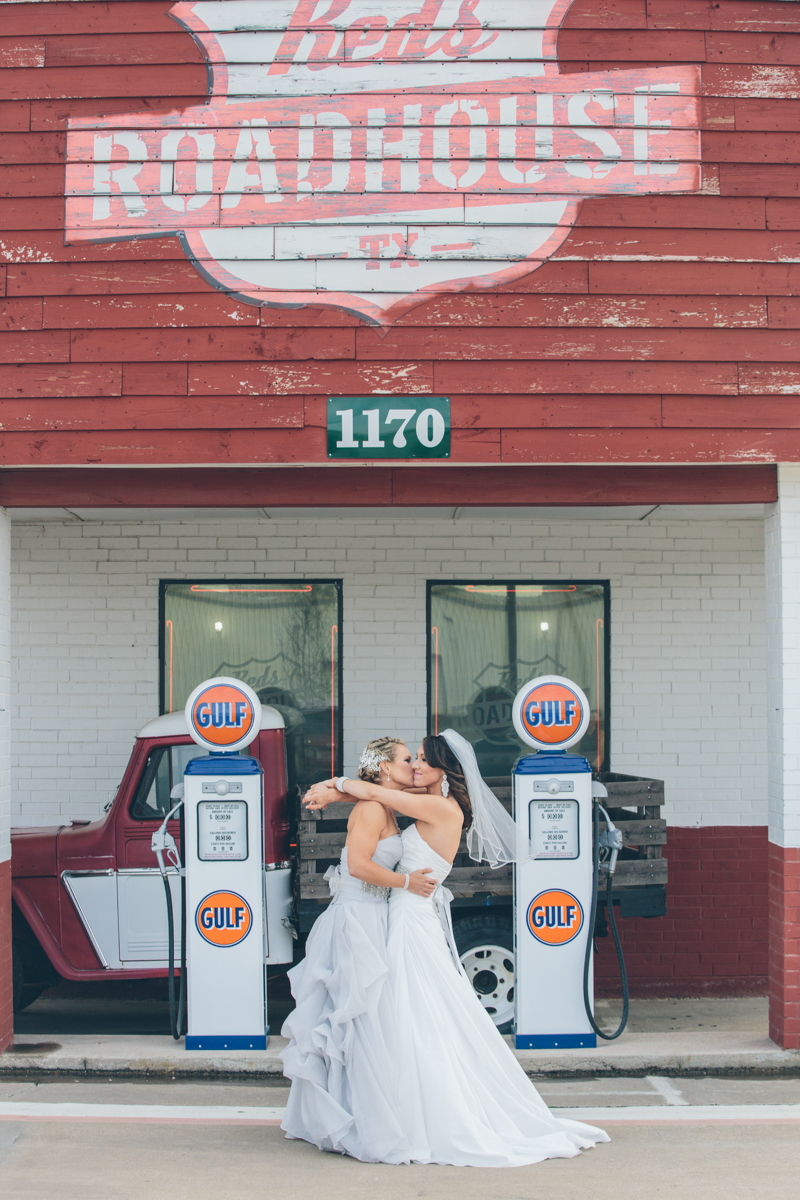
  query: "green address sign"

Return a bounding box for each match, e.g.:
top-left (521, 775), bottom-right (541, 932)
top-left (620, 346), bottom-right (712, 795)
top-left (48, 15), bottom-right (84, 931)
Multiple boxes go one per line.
top-left (327, 397), bottom-right (450, 459)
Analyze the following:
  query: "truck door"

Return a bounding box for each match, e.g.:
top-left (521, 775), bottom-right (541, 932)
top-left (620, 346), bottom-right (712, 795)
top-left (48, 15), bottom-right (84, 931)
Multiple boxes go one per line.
top-left (116, 741), bottom-right (204, 963)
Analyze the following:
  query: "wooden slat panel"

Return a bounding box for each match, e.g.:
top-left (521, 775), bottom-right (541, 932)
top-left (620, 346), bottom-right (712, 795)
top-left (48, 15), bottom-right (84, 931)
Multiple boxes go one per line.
top-left (557, 30), bottom-right (706, 60)
top-left (189, 361), bottom-right (434, 395)
top-left (297, 856), bottom-right (667, 899)
top-left (768, 199), bottom-right (800, 230)
top-left (501, 429), bottom-right (800, 463)
top-left (0, 66), bottom-right (207, 102)
top-left (0, 39), bottom-right (45, 70)
top-left (0, 102), bottom-right (28, 133)
top-left (588, 262), bottom-right (800, 294)
top-left (42, 294), bottom-right (260, 329)
top-left (720, 164), bottom-right (800, 196)
top-left (705, 132), bottom-right (800, 163)
top-left (647, 1), bottom-right (800, 35)
top-left (734, 99), bottom-right (800, 132)
top-left (706, 32), bottom-right (800, 66)
top-left (703, 65), bottom-right (800, 98)
top-left (576, 196), bottom-right (765, 229)
top-left (739, 365), bottom-right (800, 395)
top-left (0, 3), bottom-right (180, 37)
top-left (0, 299), bottom-right (42, 332)
top-left (0, 364), bottom-right (121, 399)
top-left (397, 296), bottom-right (768, 329)
top-left (69, 327), bottom-right (355, 362)
top-left (44, 34), bottom-right (205, 67)
top-left (433, 360), bottom-right (738, 394)
top-left (0, 396), bottom-right (304, 432)
top-left (358, 328), bottom-right (800, 361)
top-left (664, 397), bottom-right (800, 426)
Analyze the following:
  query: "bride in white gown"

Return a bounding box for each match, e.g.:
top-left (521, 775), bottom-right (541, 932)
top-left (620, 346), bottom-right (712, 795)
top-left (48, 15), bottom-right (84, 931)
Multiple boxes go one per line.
top-left (306, 730), bottom-right (610, 1168)
top-left (281, 737), bottom-right (436, 1162)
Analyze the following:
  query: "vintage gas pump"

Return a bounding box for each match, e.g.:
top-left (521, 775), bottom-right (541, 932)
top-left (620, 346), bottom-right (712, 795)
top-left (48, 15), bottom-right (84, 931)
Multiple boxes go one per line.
top-left (152, 676), bottom-right (270, 1050)
top-left (511, 675), bottom-right (628, 1049)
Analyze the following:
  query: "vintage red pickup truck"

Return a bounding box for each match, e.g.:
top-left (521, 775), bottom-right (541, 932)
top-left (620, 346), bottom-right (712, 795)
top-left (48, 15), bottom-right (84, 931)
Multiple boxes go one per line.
top-left (12, 705), bottom-right (666, 1030)
top-left (11, 709), bottom-right (294, 1011)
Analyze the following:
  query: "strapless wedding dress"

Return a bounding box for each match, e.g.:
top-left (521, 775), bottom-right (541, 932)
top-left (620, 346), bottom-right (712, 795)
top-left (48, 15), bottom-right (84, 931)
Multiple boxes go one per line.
top-left (281, 834), bottom-right (409, 1162)
top-left (387, 824), bottom-right (610, 1167)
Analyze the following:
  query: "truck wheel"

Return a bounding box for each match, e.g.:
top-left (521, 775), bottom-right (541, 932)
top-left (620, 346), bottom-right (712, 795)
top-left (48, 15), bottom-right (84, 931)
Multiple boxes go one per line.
top-left (11, 941), bottom-right (46, 1013)
top-left (453, 915), bottom-right (515, 1034)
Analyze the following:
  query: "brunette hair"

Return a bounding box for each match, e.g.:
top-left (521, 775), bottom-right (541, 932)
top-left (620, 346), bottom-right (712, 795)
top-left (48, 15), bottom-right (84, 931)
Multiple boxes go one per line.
top-left (421, 735), bottom-right (472, 830)
top-left (357, 736), bottom-right (407, 783)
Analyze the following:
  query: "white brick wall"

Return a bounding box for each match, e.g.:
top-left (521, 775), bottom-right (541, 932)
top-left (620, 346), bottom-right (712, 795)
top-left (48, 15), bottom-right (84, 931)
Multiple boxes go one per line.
top-left (10, 512), bottom-right (766, 830)
top-left (766, 464), bottom-right (800, 849)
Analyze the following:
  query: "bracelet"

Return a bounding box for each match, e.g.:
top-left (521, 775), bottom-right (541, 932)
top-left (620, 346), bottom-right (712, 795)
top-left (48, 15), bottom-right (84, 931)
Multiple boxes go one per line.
top-left (335, 776), bottom-right (349, 792)
top-left (403, 873), bottom-right (410, 890)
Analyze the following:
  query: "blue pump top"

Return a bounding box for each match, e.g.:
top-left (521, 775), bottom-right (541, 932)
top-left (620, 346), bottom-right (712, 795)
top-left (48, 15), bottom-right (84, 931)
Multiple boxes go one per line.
top-left (513, 752), bottom-right (591, 775)
top-left (185, 755), bottom-right (262, 775)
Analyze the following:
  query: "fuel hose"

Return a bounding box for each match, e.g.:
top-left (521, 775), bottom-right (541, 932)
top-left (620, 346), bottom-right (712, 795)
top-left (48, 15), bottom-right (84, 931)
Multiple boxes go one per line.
top-left (583, 800), bottom-right (630, 1041)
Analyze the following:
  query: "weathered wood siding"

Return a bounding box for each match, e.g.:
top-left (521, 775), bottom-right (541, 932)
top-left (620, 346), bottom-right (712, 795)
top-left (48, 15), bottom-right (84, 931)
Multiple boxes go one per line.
top-left (0, 0), bottom-right (799, 471)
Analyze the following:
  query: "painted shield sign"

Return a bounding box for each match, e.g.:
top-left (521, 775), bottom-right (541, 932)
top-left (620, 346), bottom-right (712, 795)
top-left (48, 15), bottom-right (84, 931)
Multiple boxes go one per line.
top-left (195, 889), bottom-right (253, 946)
top-left (64, 0), bottom-right (701, 326)
top-left (512, 674), bottom-right (590, 751)
top-left (526, 888), bottom-right (583, 945)
top-left (185, 675), bottom-right (262, 753)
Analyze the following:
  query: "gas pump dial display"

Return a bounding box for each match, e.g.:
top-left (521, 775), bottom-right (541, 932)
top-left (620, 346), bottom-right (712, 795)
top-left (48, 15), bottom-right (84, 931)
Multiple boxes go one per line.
top-left (197, 800), bottom-right (249, 861)
top-left (529, 799), bottom-right (579, 860)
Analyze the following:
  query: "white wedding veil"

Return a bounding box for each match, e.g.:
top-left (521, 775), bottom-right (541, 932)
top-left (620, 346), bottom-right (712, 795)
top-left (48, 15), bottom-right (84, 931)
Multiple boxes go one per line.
top-left (440, 728), bottom-right (527, 869)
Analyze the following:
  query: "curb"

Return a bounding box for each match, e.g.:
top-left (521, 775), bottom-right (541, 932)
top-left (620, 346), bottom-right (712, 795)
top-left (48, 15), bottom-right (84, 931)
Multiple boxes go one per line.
top-left (3, 1036), bottom-right (800, 1080)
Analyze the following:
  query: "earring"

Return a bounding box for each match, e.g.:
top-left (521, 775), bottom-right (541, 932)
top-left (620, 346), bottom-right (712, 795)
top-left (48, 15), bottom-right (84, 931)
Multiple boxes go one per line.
top-left (441, 774), bottom-right (449, 797)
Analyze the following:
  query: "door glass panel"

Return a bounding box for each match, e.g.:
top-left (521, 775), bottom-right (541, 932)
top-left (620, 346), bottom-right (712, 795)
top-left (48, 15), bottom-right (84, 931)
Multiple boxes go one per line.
top-left (162, 581), bottom-right (342, 792)
top-left (428, 581), bottom-right (608, 776)
top-left (130, 744), bottom-right (206, 820)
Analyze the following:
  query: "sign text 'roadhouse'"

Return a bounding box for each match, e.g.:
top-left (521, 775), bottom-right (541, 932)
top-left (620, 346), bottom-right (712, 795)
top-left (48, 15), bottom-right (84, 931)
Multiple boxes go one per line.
top-left (64, 0), bottom-right (701, 325)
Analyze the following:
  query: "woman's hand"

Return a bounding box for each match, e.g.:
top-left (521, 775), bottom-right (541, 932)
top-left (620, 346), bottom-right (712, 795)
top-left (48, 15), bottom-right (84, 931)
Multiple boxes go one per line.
top-left (304, 782), bottom-right (344, 811)
top-left (406, 867), bottom-right (436, 897)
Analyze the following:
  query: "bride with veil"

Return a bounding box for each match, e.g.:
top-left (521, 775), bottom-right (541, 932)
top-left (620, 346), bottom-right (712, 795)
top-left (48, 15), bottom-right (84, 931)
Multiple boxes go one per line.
top-left (305, 729), bottom-right (609, 1168)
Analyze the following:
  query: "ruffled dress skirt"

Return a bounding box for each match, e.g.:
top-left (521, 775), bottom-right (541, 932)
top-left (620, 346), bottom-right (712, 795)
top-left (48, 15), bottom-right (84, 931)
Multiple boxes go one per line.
top-left (280, 837), bottom-right (409, 1162)
top-left (387, 824), bottom-right (610, 1168)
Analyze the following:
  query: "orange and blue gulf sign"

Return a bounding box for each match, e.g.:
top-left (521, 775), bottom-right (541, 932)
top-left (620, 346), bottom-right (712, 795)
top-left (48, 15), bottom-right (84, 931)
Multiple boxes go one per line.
top-left (195, 890), bottom-right (253, 947)
top-left (185, 676), bottom-right (261, 753)
top-left (512, 675), bottom-right (590, 752)
top-left (526, 889), bottom-right (584, 946)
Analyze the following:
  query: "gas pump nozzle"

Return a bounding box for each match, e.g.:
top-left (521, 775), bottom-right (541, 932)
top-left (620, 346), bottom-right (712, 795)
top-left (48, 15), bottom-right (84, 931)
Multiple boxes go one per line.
top-left (590, 782), bottom-right (623, 875)
top-left (151, 784), bottom-right (184, 877)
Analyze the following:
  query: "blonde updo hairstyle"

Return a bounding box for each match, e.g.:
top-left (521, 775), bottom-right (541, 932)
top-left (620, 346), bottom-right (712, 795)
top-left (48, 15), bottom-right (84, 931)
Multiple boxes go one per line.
top-left (357, 736), bottom-right (407, 783)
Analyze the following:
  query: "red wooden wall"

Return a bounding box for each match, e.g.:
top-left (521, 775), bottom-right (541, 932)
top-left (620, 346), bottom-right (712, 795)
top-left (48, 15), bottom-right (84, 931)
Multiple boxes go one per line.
top-left (1, 0), bottom-right (799, 472)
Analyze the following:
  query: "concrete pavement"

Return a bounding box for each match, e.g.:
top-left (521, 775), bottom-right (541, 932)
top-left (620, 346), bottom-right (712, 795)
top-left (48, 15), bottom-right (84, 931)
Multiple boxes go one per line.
top-left (1, 1077), bottom-right (799, 1200)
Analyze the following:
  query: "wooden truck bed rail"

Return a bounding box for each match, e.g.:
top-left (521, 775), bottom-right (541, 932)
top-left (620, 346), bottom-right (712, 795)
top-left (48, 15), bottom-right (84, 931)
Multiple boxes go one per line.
top-left (294, 772), bottom-right (666, 906)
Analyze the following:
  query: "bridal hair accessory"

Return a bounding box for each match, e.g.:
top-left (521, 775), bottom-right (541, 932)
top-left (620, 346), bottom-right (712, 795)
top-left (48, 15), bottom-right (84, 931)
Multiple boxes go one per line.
top-left (441, 774), bottom-right (450, 798)
top-left (440, 729), bottom-right (527, 869)
top-left (358, 747), bottom-right (389, 775)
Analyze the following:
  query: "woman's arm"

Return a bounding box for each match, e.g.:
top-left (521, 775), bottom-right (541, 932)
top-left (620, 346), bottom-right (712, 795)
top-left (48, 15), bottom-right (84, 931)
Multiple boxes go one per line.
top-left (346, 802), bottom-right (435, 896)
top-left (306, 777), bottom-right (451, 824)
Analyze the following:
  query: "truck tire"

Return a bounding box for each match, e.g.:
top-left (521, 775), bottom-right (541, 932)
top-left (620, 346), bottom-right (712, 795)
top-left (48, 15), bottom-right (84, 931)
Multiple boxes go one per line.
top-left (11, 940), bottom-right (46, 1013)
top-left (453, 915), bottom-right (515, 1034)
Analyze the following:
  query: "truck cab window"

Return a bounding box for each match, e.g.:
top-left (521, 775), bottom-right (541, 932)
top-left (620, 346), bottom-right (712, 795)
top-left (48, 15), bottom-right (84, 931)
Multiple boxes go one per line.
top-left (130, 744), bottom-right (205, 820)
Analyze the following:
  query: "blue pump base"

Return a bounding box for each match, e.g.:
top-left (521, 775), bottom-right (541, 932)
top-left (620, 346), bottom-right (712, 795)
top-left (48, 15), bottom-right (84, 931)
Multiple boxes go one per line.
top-left (515, 1034), bottom-right (597, 1049)
top-left (185, 1031), bottom-right (270, 1051)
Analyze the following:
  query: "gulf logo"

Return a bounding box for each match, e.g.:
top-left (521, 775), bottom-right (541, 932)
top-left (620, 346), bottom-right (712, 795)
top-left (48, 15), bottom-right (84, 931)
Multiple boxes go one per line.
top-left (195, 890), bottom-right (253, 947)
top-left (526, 889), bottom-right (584, 946)
top-left (512, 675), bottom-right (590, 751)
top-left (186, 676), bottom-right (261, 752)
